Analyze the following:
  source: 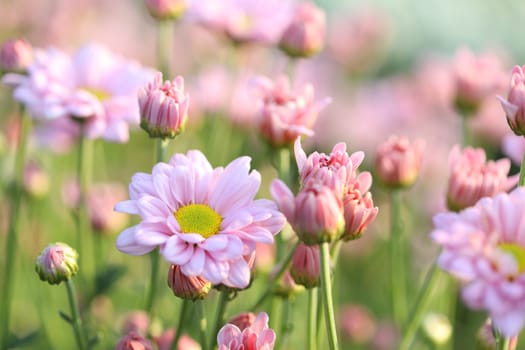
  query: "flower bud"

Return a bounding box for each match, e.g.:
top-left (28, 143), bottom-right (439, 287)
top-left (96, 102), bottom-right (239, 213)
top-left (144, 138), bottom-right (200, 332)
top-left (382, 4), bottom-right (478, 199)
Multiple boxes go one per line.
top-left (23, 161), bottom-right (50, 199)
top-left (279, 2), bottom-right (326, 58)
top-left (227, 312), bottom-right (256, 331)
top-left (115, 331), bottom-right (154, 350)
top-left (35, 242), bottom-right (79, 285)
top-left (139, 72), bottom-right (189, 139)
top-left (375, 136), bottom-right (424, 189)
top-left (498, 65), bottom-right (525, 136)
top-left (338, 304), bottom-right (376, 345)
top-left (122, 311), bottom-right (150, 336)
top-left (290, 243), bottom-right (320, 288)
top-left (167, 264), bottom-right (211, 300)
top-left (0, 39), bottom-right (33, 73)
top-left (145, 0), bottom-right (187, 21)
top-left (422, 313), bottom-right (452, 346)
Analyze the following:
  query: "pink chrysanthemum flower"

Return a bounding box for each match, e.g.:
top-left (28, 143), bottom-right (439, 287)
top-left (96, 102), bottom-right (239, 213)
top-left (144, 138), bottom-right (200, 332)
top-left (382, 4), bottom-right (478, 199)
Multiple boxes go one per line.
top-left (431, 188), bottom-right (525, 337)
top-left (217, 312), bottom-right (276, 350)
top-left (4, 43), bottom-right (154, 143)
top-left (114, 150), bottom-right (285, 289)
top-left (252, 76), bottom-right (331, 147)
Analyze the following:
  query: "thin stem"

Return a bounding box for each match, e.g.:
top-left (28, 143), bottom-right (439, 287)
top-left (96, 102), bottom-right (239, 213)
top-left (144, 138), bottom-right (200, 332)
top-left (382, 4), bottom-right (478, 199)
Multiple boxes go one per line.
top-left (501, 337), bottom-right (511, 350)
top-left (1, 107), bottom-right (31, 350)
top-left (211, 290), bottom-right (231, 350)
top-left (65, 279), bottom-right (88, 350)
top-left (390, 189), bottom-right (407, 326)
top-left (307, 288), bottom-right (318, 350)
top-left (251, 240), bottom-right (300, 310)
top-left (320, 242), bottom-right (339, 350)
top-left (461, 115), bottom-right (469, 146)
top-left (519, 147), bottom-right (525, 187)
top-left (158, 20), bottom-right (173, 78)
top-left (277, 298), bottom-right (293, 349)
top-left (278, 147), bottom-right (291, 186)
top-left (171, 299), bottom-right (190, 350)
top-left (399, 264), bottom-right (441, 350)
top-left (197, 300), bottom-right (208, 350)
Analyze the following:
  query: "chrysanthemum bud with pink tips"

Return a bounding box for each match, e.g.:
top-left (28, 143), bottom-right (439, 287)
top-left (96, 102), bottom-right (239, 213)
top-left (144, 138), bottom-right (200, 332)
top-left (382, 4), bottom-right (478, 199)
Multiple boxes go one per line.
top-left (446, 145), bottom-right (517, 212)
top-left (0, 39), bottom-right (33, 74)
top-left (139, 72), bottom-right (189, 139)
top-left (35, 242), bottom-right (79, 285)
top-left (498, 65), bottom-right (525, 136)
top-left (290, 243), bottom-right (320, 288)
top-left (375, 135), bottom-right (425, 189)
top-left (278, 2), bottom-right (326, 58)
top-left (168, 264), bottom-right (211, 300)
top-left (145, 0), bottom-right (187, 21)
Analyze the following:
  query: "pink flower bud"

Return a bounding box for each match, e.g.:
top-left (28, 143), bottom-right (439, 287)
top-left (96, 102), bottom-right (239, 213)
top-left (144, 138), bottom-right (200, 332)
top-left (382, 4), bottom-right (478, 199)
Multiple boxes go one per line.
top-left (167, 264), bottom-right (211, 300)
top-left (290, 243), bottom-right (320, 288)
top-left (122, 311), bottom-right (150, 336)
top-left (227, 312), bottom-right (256, 332)
top-left (23, 161), bottom-right (50, 199)
top-left (338, 304), bottom-right (376, 344)
top-left (0, 39), bottom-right (33, 73)
top-left (138, 72), bottom-right (189, 139)
top-left (115, 332), bottom-right (154, 350)
top-left (279, 2), bottom-right (326, 58)
top-left (374, 135), bottom-right (425, 189)
top-left (294, 184), bottom-right (345, 245)
top-left (145, 0), bottom-right (187, 21)
top-left (341, 173), bottom-right (378, 241)
top-left (35, 242), bottom-right (78, 285)
top-left (498, 65), bottom-right (525, 136)
top-left (446, 145), bottom-right (517, 212)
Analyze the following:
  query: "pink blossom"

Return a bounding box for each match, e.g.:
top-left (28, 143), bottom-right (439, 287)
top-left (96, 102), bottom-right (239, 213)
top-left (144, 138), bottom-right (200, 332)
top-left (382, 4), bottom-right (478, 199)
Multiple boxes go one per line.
top-left (5, 43), bottom-right (154, 143)
top-left (0, 38), bottom-right (33, 73)
top-left (145, 0), bottom-right (187, 21)
top-left (138, 72), bottom-right (189, 139)
top-left (114, 150), bottom-right (285, 289)
top-left (122, 311), bottom-right (149, 336)
top-left (227, 313), bottom-right (256, 332)
top-left (502, 133), bottom-right (525, 165)
top-left (338, 304), bottom-right (377, 344)
top-left (374, 135), bottom-right (425, 189)
top-left (251, 76), bottom-right (331, 147)
top-left (217, 312), bottom-right (276, 350)
top-left (431, 188), bottom-right (525, 337)
top-left (446, 145), bottom-right (517, 212)
top-left (115, 332), bottom-right (153, 350)
top-left (279, 2), bottom-right (326, 58)
top-left (498, 65), bottom-right (525, 136)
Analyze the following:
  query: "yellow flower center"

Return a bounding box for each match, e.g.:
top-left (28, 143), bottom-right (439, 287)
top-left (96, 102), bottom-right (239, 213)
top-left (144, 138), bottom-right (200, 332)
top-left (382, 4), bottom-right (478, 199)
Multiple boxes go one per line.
top-left (82, 87), bottom-right (110, 101)
top-left (174, 204), bottom-right (222, 239)
top-left (499, 243), bottom-right (525, 273)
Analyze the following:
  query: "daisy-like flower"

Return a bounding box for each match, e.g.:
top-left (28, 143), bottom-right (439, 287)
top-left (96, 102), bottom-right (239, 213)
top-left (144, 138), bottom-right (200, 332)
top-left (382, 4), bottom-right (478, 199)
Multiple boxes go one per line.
top-left (252, 76), bottom-right (331, 147)
top-left (431, 187), bottom-right (525, 337)
top-left (114, 150), bottom-right (285, 289)
top-left (4, 43), bottom-right (154, 143)
top-left (217, 312), bottom-right (276, 350)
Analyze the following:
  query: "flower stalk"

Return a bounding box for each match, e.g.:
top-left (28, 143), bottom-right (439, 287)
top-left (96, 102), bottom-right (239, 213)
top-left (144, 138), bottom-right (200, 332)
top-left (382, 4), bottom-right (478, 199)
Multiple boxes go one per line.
top-left (65, 279), bottom-right (88, 350)
top-left (308, 288), bottom-right (318, 350)
top-left (390, 189), bottom-right (407, 326)
top-left (320, 242), bottom-right (339, 350)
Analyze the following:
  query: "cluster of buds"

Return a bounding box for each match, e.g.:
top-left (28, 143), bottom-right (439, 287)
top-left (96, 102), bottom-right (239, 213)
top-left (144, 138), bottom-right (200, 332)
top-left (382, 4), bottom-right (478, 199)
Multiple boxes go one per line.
top-left (271, 138), bottom-right (378, 246)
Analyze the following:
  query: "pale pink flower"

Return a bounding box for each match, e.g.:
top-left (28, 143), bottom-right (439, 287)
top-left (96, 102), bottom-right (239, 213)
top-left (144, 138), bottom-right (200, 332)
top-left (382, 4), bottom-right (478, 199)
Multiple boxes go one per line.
top-left (0, 38), bottom-right (33, 73)
top-left (374, 135), bottom-right (425, 189)
top-left (431, 187), bottom-right (525, 337)
top-left (251, 76), bottom-right (331, 147)
top-left (290, 243), bottom-right (320, 288)
top-left (5, 43), bottom-right (154, 143)
top-left (145, 0), bottom-right (187, 21)
top-left (217, 312), bottom-right (276, 350)
top-left (115, 331), bottom-right (153, 350)
top-left (502, 133), bottom-right (525, 165)
top-left (279, 2), bottom-right (326, 58)
top-left (446, 145), bottom-right (517, 212)
top-left (498, 65), bottom-right (525, 136)
top-left (452, 47), bottom-right (506, 115)
top-left (114, 150), bottom-right (285, 289)
top-left (138, 72), bottom-right (189, 139)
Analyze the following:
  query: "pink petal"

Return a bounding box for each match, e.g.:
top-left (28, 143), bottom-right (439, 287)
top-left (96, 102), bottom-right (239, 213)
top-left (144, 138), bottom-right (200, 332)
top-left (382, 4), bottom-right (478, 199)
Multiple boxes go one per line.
top-left (162, 238), bottom-right (194, 265)
top-left (181, 248), bottom-right (206, 276)
top-left (116, 226), bottom-right (156, 255)
top-left (114, 200), bottom-right (139, 215)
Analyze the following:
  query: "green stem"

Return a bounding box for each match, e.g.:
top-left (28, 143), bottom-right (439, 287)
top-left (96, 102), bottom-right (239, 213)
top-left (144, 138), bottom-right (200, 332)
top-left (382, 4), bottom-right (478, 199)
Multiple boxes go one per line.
top-left (1, 108), bottom-right (31, 349)
top-left (501, 337), bottom-right (511, 350)
top-left (278, 147), bottom-right (291, 186)
top-left (277, 298), bottom-right (293, 349)
top-left (461, 115), bottom-right (469, 146)
top-left (390, 189), bottom-right (407, 326)
top-left (308, 288), bottom-right (318, 350)
top-left (65, 279), bottom-right (88, 350)
top-left (320, 242), bottom-right (339, 350)
top-left (170, 299), bottom-right (190, 350)
top-left (251, 240), bottom-right (300, 310)
top-left (519, 147), bottom-right (525, 187)
top-left (399, 264), bottom-right (441, 350)
top-left (158, 20), bottom-right (173, 78)
top-left (211, 290), bottom-right (230, 350)
top-left (197, 300), bottom-right (208, 350)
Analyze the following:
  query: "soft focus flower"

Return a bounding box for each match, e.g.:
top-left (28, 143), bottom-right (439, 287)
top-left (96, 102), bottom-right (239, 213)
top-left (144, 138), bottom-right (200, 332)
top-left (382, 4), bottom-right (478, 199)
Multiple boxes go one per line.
top-left (227, 313), bottom-right (256, 332)
top-left (35, 242), bottom-right (78, 285)
top-left (217, 312), bottom-right (276, 350)
top-left (188, 0), bottom-right (294, 45)
top-left (431, 188), bottom-right (525, 337)
top-left (115, 331), bottom-right (154, 350)
top-left (4, 43), bottom-right (154, 143)
top-left (0, 38), bottom-right (33, 73)
top-left (168, 264), bottom-right (211, 300)
top-left (374, 135), bottom-right (425, 189)
top-left (498, 65), bottom-right (525, 136)
top-left (278, 2), bottom-right (326, 58)
top-left (290, 243), bottom-right (320, 288)
top-left (476, 319), bottom-right (518, 350)
top-left (145, 0), bottom-right (187, 21)
top-left (155, 329), bottom-right (201, 350)
top-left (370, 321), bottom-right (399, 350)
top-left (452, 47), bottom-right (506, 115)
top-left (421, 313), bottom-right (452, 346)
top-left (446, 145), bottom-right (517, 212)
top-left (341, 173), bottom-right (378, 241)
top-left (138, 72), bottom-right (189, 139)
top-left (114, 150), bottom-right (285, 289)
top-left (23, 161), bottom-right (50, 199)
top-left (338, 304), bottom-right (377, 345)
top-left (251, 76), bottom-right (331, 147)
top-left (502, 133), bottom-right (525, 165)
top-left (122, 311), bottom-right (150, 336)
top-left (271, 181), bottom-right (344, 245)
